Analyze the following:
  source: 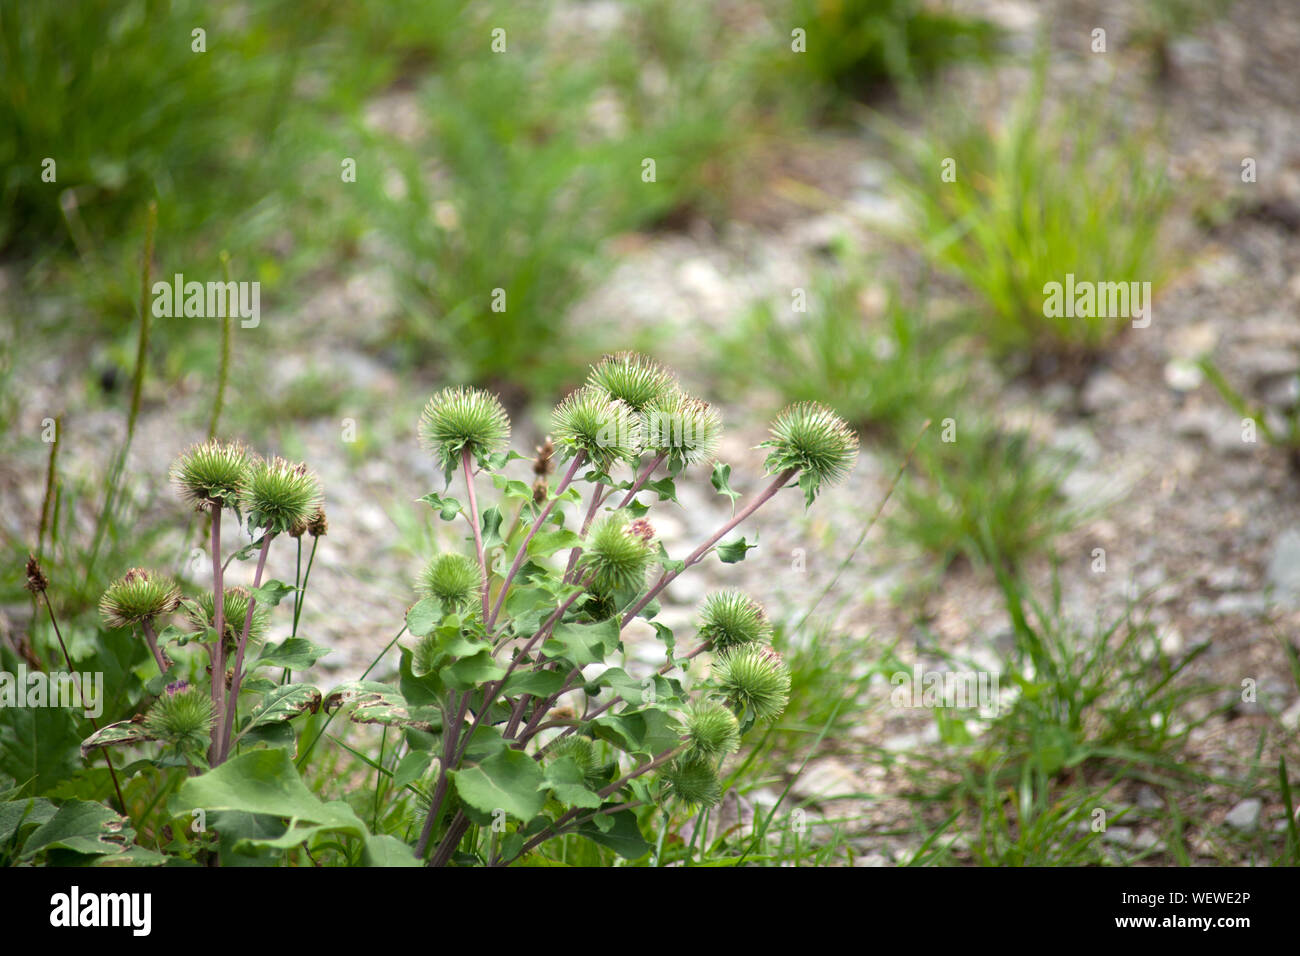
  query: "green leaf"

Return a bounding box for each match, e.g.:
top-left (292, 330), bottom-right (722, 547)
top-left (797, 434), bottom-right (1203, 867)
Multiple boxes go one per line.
top-left (544, 617), bottom-right (621, 667)
top-left (392, 750), bottom-right (433, 790)
top-left (491, 475), bottom-right (535, 503)
top-left (577, 809), bottom-right (651, 860)
top-left (526, 528), bottom-right (582, 558)
top-left (171, 748), bottom-right (368, 851)
top-left (248, 579), bottom-right (296, 608)
top-left (441, 650), bottom-right (506, 691)
top-left (450, 749), bottom-right (546, 822)
top-left (798, 469), bottom-right (820, 508)
top-left (324, 681), bottom-right (440, 733)
top-left (22, 799), bottom-right (134, 858)
top-left (363, 833), bottom-right (420, 866)
top-left (0, 687), bottom-right (83, 796)
top-left (598, 668), bottom-right (674, 708)
top-left (419, 492), bottom-right (462, 521)
top-left (405, 598), bottom-right (443, 637)
top-left (717, 536), bottom-right (757, 564)
top-left (644, 477), bottom-right (678, 503)
top-left (481, 507), bottom-right (505, 550)
top-left (500, 669), bottom-right (568, 698)
top-left (542, 757), bottom-right (602, 809)
top-left (711, 462), bottom-right (741, 512)
top-left (234, 684), bottom-right (321, 745)
top-left (80, 719), bottom-right (157, 759)
top-left (0, 797), bottom-right (57, 846)
top-left (592, 708), bottom-right (680, 757)
top-left (255, 638), bottom-right (331, 671)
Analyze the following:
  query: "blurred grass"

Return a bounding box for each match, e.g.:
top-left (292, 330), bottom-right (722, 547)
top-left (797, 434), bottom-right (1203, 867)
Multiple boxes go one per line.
top-left (883, 60), bottom-right (1174, 370)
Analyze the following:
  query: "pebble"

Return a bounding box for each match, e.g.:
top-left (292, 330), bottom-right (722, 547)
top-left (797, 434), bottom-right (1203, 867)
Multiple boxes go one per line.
top-left (1224, 799), bottom-right (1262, 832)
top-left (1267, 529), bottom-right (1300, 605)
top-left (1081, 370), bottom-right (1129, 414)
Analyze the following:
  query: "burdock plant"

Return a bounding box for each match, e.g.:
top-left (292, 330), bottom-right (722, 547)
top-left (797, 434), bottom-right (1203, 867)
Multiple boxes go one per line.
top-left (78, 354), bottom-right (857, 868)
top-left (99, 568), bottom-right (181, 673)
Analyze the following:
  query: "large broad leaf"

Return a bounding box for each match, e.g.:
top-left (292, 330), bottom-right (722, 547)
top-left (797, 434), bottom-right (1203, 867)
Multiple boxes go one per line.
top-left (596, 668), bottom-right (675, 708)
top-left (324, 681), bottom-right (440, 733)
top-left (80, 718), bottom-right (157, 758)
top-left (543, 617), bottom-right (620, 667)
top-left (405, 598), bottom-right (443, 637)
top-left (577, 808), bottom-right (652, 860)
top-left (500, 669), bottom-right (569, 698)
top-left (542, 757), bottom-right (602, 809)
top-left (255, 638), bottom-right (331, 671)
top-left (22, 799), bottom-right (135, 858)
top-left (248, 580), bottom-right (297, 608)
top-left (592, 708), bottom-right (681, 757)
top-left (171, 748), bottom-right (368, 851)
top-left (441, 650), bottom-right (506, 691)
top-left (231, 684), bottom-right (321, 747)
top-left (450, 749), bottom-right (545, 822)
top-left (363, 834), bottom-right (421, 867)
top-left (526, 528), bottom-right (581, 558)
top-left (0, 697), bottom-right (84, 796)
top-left (0, 797), bottom-right (57, 846)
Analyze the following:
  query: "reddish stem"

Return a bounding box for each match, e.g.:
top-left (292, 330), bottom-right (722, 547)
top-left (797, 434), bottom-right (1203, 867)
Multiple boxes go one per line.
top-left (219, 531), bottom-right (273, 762)
top-left (488, 451), bottom-right (585, 630)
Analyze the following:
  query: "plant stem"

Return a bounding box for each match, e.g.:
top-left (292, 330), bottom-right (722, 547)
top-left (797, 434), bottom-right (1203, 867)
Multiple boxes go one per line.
top-left (36, 414), bottom-right (62, 560)
top-left (615, 451), bottom-right (666, 509)
top-left (487, 451), bottom-right (585, 630)
top-left (207, 252), bottom-right (233, 440)
top-left (39, 592), bottom-right (126, 815)
top-left (562, 481), bottom-right (606, 584)
top-left (219, 531), bottom-right (273, 762)
top-left (293, 534), bottom-right (319, 639)
top-left (428, 811), bottom-right (471, 867)
top-left (462, 450), bottom-right (491, 623)
top-left (416, 691), bottom-right (469, 859)
top-left (139, 619), bottom-right (168, 674)
top-left (622, 468), bottom-right (797, 626)
top-left (209, 503), bottom-right (225, 765)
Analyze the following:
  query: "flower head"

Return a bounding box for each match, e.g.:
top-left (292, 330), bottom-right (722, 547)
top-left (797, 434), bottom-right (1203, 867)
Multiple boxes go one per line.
top-left (417, 552), bottom-right (482, 612)
top-left (419, 386), bottom-right (511, 480)
top-left (551, 386), bottom-right (641, 471)
top-left (682, 700), bottom-right (741, 760)
top-left (759, 402), bottom-right (859, 506)
top-left (242, 457), bottom-right (323, 533)
top-left (170, 440), bottom-right (251, 509)
top-left (548, 735), bottom-right (607, 790)
top-left (587, 352), bottom-right (676, 412)
top-left (696, 590), bottom-right (771, 651)
top-left (143, 683), bottom-right (213, 756)
top-left (664, 755), bottom-right (721, 808)
top-left (580, 513), bottom-right (654, 595)
top-left (187, 587), bottom-right (269, 648)
top-left (99, 568), bottom-right (181, 629)
top-left (641, 389), bottom-right (721, 469)
top-left (24, 554), bottom-right (48, 594)
top-left (712, 644), bottom-right (791, 724)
